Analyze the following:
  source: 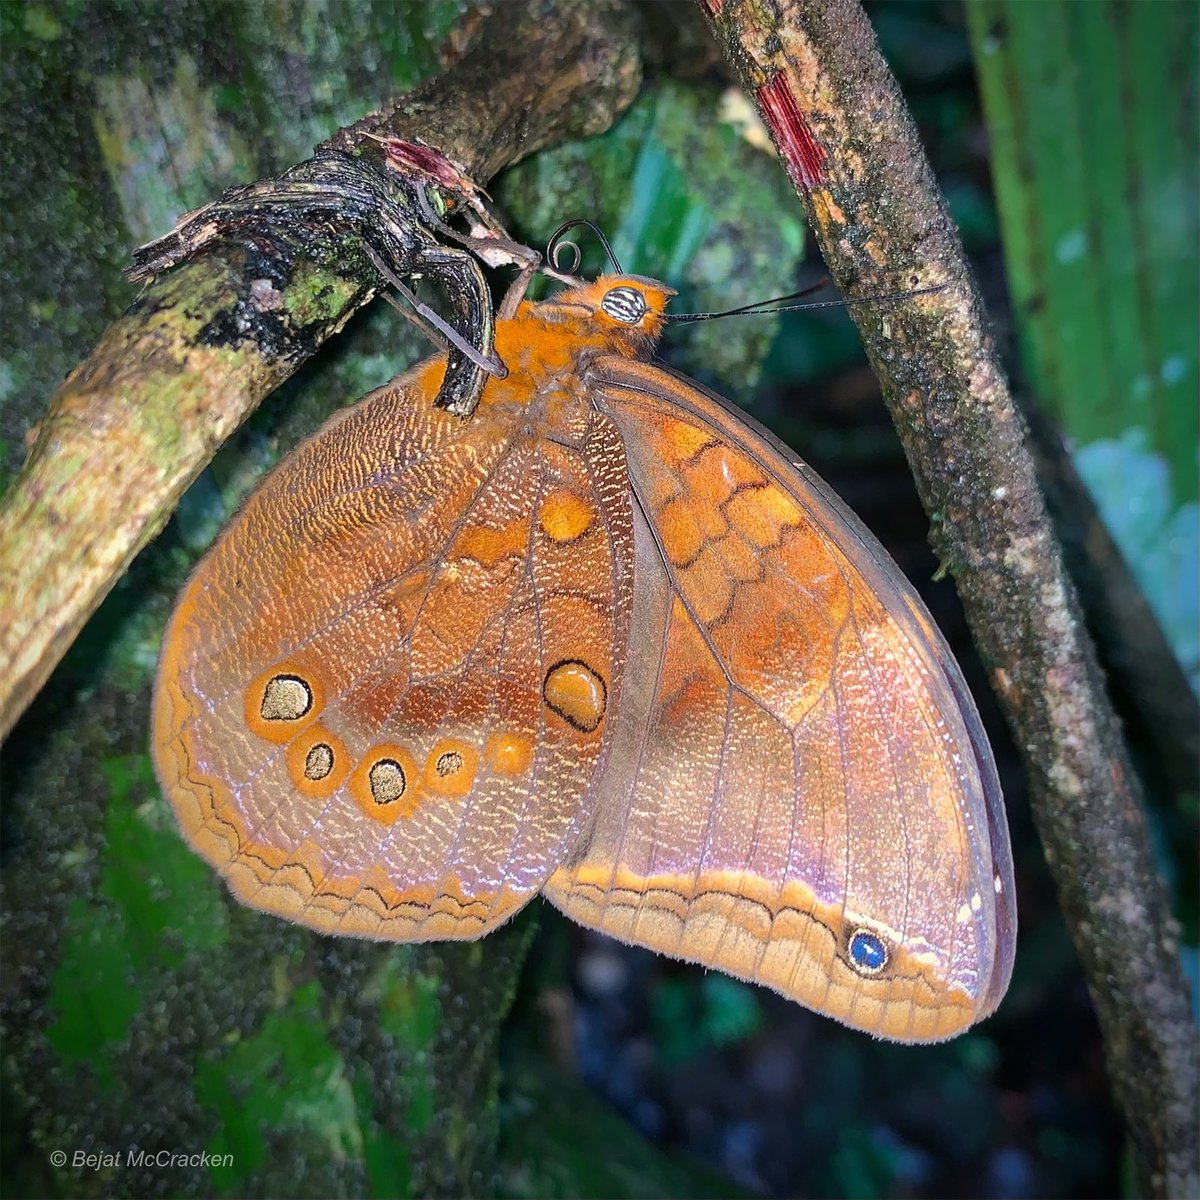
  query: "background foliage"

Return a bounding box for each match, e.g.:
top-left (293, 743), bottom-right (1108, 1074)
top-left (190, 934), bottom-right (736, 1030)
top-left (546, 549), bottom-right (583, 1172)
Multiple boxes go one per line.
top-left (967, 0), bottom-right (1198, 692)
top-left (1, 2), bottom-right (1195, 1198)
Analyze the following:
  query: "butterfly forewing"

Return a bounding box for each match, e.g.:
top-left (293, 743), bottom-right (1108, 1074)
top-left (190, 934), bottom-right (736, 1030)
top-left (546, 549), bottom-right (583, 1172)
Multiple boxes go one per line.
top-left (154, 355), bottom-right (633, 940)
top-left (544, 357), bottom-right (1014, 1042)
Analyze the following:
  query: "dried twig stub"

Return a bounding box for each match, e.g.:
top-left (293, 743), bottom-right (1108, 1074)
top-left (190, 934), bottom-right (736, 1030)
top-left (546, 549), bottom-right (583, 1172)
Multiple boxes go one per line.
top-left (130, 146), bottom-right (533, 416)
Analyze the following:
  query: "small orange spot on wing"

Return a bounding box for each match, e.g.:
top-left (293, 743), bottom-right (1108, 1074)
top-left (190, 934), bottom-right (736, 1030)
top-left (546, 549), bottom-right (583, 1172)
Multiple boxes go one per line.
top-left (680, 544), bottom-right (734, 626)
top-left (245, 663), bottom-right (324, 744)
top-left (724, 482), bottom-right (799, 549)
top-left (538, 488), bottom-right (594, 542)
top-left (286, 724), bottom-right (349, 799)
top-left (716, 532), bottom-right (763, 584)
top-left (658, 419), bottom-right (714, 465)
top-left (657, 496), bottom-right (706, 564)
top-left (484, 731), bottom-right (534, 775)
top-left (456, 520), bottom-right (527, 567)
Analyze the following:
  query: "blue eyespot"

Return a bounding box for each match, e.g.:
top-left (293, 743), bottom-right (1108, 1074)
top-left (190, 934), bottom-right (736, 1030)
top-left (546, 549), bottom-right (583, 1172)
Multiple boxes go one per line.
top-left (847, 929), bottom-right (889, 975)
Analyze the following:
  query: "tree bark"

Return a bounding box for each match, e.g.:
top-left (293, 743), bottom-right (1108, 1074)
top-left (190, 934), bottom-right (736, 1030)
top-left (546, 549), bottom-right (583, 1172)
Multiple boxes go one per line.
top-left (697, 0), bottom-right (1199, 1194)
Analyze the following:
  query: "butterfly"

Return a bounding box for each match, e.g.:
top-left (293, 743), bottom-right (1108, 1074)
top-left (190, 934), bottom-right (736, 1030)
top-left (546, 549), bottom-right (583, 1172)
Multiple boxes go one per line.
top-left (153, 265), bottom-right (1015, 1043)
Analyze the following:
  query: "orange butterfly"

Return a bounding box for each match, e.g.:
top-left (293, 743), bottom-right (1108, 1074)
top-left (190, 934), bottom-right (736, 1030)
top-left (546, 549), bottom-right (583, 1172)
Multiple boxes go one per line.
top-left (153, 266), bottom-right (1015, 1043)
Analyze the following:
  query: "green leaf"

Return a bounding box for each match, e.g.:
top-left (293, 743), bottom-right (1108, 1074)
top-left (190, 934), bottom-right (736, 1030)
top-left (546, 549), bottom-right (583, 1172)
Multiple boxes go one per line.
top-left (966, 0), bottom-right (1199, 686)
top-left (651, 973), bottom-right (763, 1065)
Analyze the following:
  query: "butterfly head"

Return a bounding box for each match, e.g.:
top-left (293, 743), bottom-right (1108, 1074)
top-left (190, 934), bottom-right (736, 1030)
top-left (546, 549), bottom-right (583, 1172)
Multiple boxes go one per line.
top-left (533, 274), bottom-right (678, 361)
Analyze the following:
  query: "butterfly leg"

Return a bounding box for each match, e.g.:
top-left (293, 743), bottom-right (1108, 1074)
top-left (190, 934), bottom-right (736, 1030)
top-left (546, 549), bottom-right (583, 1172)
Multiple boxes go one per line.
top-left (406, 184), bottom-right (542, 323)
top-left (365, 237), bottom-right (509, 417)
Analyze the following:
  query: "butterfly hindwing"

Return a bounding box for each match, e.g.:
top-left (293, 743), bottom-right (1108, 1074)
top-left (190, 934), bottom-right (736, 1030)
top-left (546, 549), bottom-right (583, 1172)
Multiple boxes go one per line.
top-left (154, 356), bottom-right (633, 940)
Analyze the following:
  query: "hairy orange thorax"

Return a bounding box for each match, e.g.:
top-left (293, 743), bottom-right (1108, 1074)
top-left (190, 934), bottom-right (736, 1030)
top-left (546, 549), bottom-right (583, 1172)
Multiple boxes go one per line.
top-left (408, 275), bottom-right (677, 421)
top-left (495, 275), bottom-right (674, 392)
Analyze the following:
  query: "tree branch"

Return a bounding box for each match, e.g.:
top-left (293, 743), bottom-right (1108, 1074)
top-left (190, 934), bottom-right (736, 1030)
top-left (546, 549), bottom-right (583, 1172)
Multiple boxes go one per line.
top-left (0, 0), bottom-right (641, 740)
top-left (698, 0), bottom-right (1199, 1194)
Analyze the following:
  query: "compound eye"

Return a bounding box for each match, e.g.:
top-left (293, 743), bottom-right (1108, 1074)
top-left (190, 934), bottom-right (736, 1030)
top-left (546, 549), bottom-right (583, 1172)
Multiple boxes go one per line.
top-left (600, 286), bottom-right (647, 325)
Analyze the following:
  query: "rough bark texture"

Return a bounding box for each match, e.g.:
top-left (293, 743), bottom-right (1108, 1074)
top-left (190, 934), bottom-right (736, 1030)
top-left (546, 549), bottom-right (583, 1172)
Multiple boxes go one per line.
top-left (698, 0), bottom-right (1199, 1195)
top-left (0, 0), bottom-right (641, 740)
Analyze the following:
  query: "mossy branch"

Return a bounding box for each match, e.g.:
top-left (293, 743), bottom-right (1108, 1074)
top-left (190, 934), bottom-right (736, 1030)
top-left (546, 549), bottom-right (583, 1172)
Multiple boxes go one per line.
top-left (0, 0), bottom-right (641, 741)
top-left (698, 0), bottom-right (1199, 1194)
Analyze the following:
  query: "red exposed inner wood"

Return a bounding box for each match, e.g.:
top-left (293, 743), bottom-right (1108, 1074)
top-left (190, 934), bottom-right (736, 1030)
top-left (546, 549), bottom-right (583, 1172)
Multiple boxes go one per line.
top-left (382, 139), bottom-right (461, 188)
top-left (756, 73), bottom-right (826, 190)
